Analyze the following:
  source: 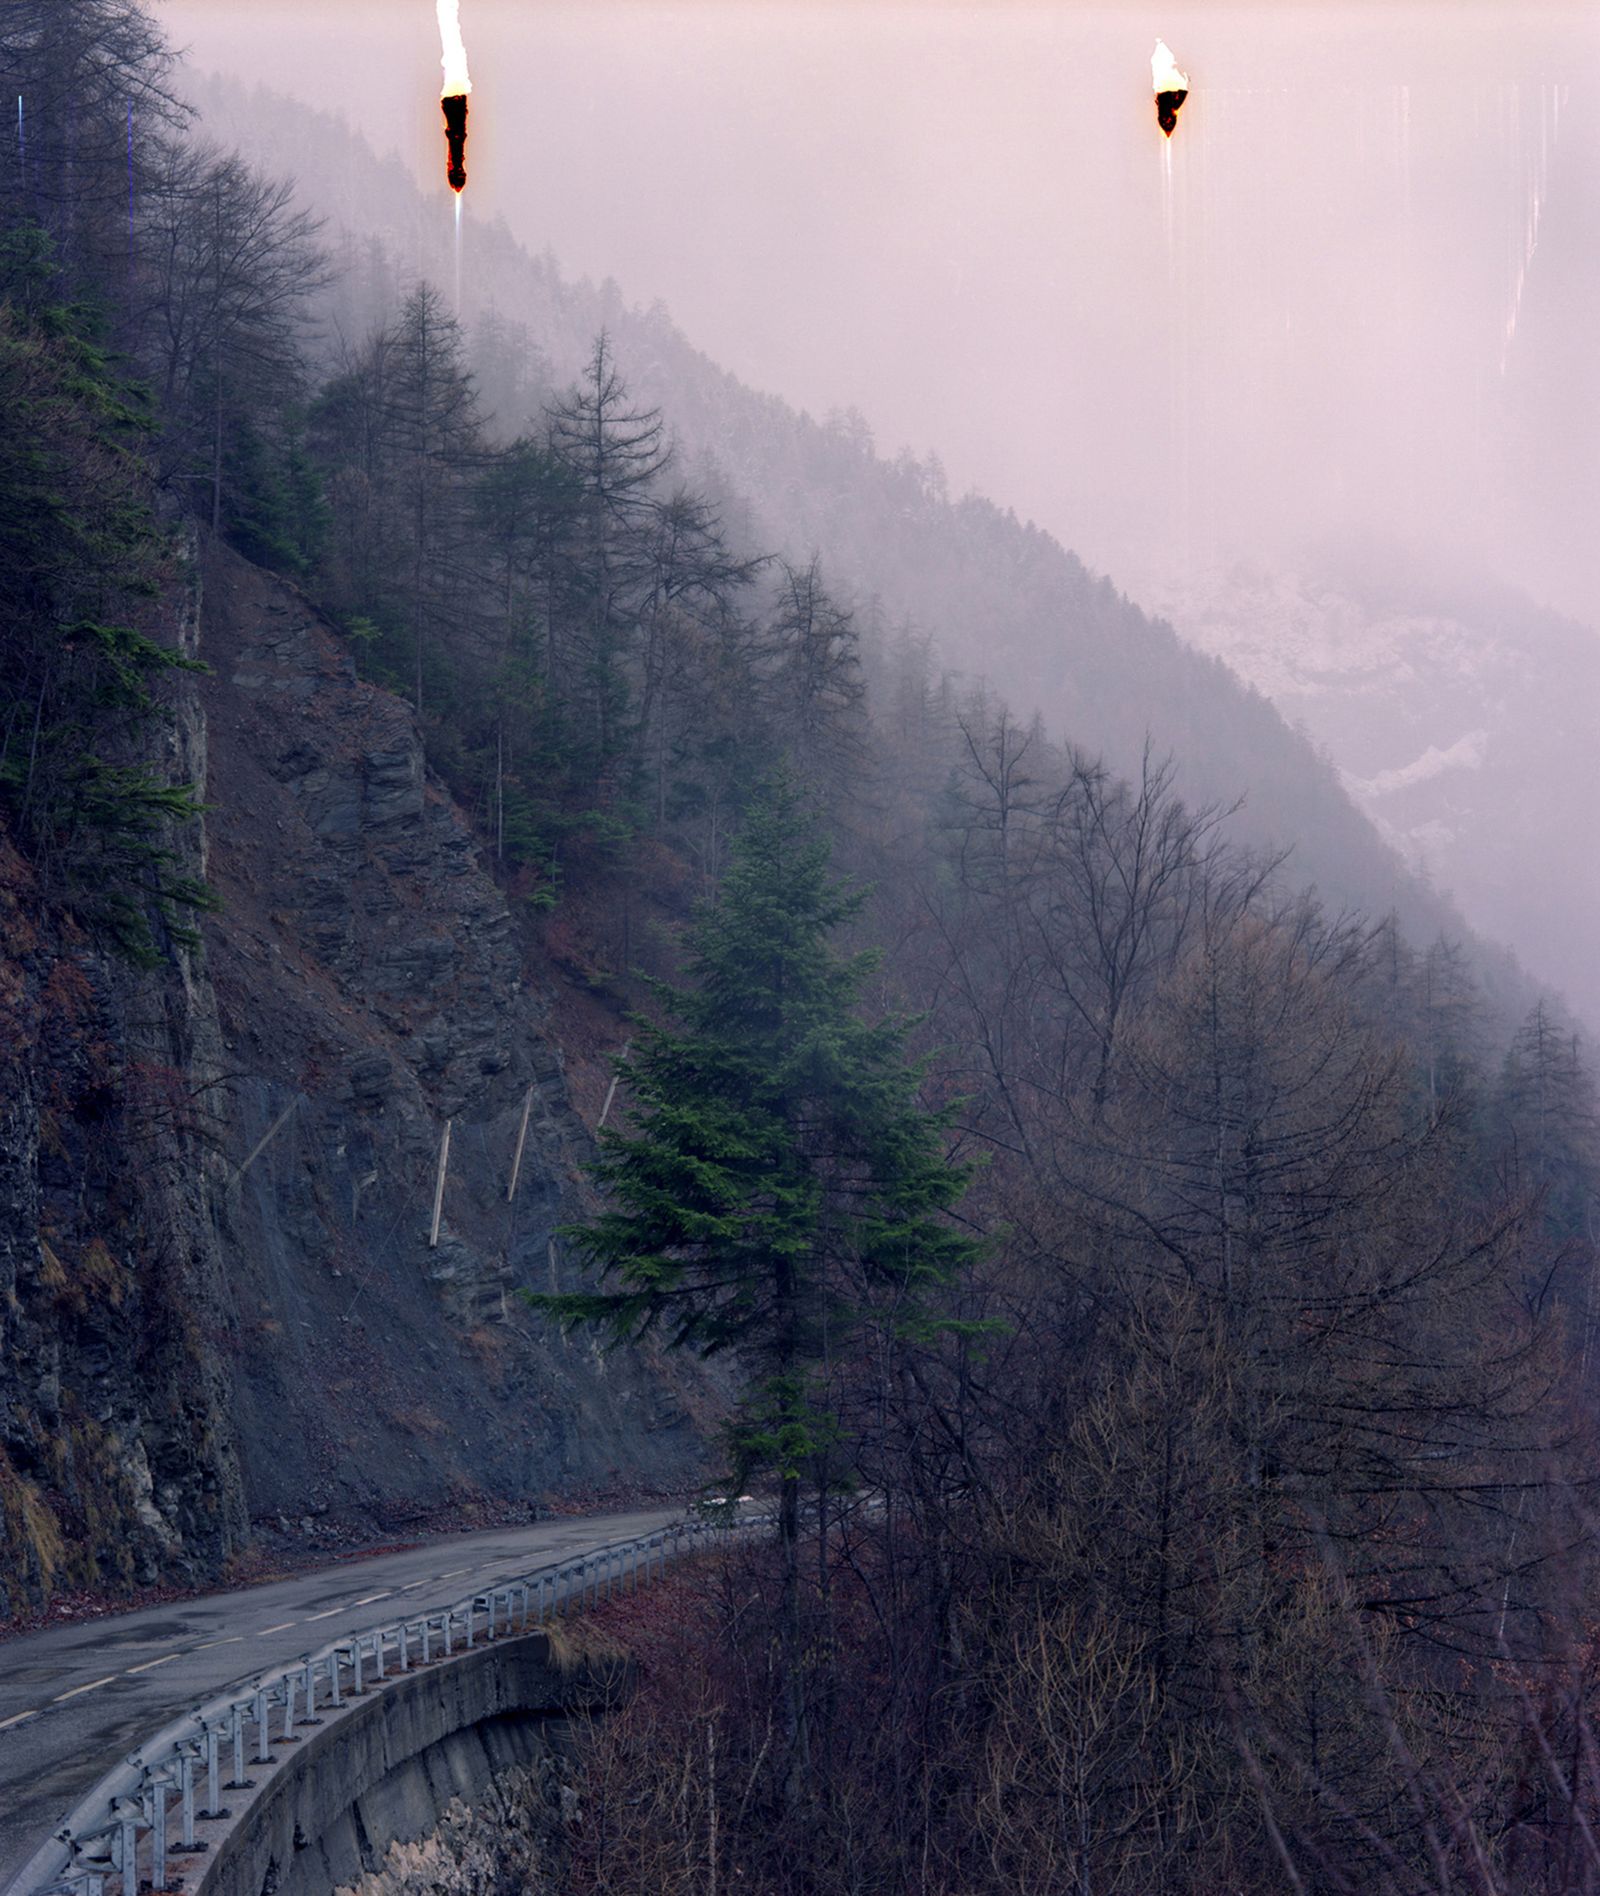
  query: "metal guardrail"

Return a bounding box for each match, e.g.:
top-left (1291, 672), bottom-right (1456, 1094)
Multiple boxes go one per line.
top-left (16, 1514), bottom-right (764, 1896)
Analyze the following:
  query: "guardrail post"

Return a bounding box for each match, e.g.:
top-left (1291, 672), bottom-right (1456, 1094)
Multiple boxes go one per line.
top-left (398, 1621), bottom-right (409, 1671)
top-left (202, 1727), bottom-right (222, 1819)
top-left (328, 1649), bottom-right (342, 1710)
top-left (373, 1628), bottom-right (386, 1680)
top-left (255, 1687), bottom-right (270, 1763)
top-left (118, 1809), bottom-right (138, 1896)
top-left (228, 1704), bottom-right (250, 1789)
top-left (178, 1753), bottom-right (197, 1850)
top-left (351, 1638), bottom-right (364, 1696)
top-left (465, 1602), bottom-right (476, 1649)
top-left (422, 1616), bottom-right (434, 1663)
top-left (282, 1670), bottom-right (297, 1739)
top-left (302, 1658), bottom-right (321, 1725)
top-left (150, 1778), bottom-right (167, 1892)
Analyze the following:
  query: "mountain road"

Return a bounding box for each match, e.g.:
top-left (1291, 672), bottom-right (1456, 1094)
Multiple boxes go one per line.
top-left (0, 1505), bottom-right (680, 1893)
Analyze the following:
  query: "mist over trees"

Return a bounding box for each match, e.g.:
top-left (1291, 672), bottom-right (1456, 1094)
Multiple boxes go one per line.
top-left (3, 4), bottom-right (1600, 1891)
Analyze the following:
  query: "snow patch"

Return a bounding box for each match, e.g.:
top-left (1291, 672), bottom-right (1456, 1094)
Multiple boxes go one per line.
top-left (1345, 730), bottom-right (1489, 799)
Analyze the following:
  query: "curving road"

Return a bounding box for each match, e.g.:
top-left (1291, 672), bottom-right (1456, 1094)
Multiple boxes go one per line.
top-left (0, 1505), bottom-right (679, 1895)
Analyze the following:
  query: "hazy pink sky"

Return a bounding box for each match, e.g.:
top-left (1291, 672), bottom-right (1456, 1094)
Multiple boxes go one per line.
top-left (156, 2), bottom-right (1599, 619)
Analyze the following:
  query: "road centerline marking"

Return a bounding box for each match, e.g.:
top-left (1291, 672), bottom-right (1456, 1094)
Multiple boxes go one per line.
top-left (257, 1621), bottom-right (298, 1636)
top-left (195, 1636), bottom-right (243, 1650)
top-left (350, 1593), bottom-right (392, 1606)
top-left (0, 1710), bottom-right (38, 1730)
top-left (304, 1607), bottom-right (345, 1621)
top-left (54, 1677), bottom-right (117, 1702)
top-left (126, 1654), bottom-right (179, 1675)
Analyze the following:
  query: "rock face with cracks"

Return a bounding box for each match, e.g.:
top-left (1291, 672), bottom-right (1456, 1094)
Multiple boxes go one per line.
top-left (0, 537), bottom-right (702, 1617)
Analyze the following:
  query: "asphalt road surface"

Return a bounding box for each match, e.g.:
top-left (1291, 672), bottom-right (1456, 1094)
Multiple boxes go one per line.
top-left (0, 1505), bottom-right (679, 1894)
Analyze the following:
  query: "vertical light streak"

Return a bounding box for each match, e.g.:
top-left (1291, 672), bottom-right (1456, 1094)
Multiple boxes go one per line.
top-left (1501, 81), bottom-right (1566, 375)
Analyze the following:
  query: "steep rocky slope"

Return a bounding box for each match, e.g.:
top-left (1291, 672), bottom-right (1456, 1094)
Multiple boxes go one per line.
top-left (197, 539), bottom-right (703, 1544)
top-left (0, 540), bottom-right (704, 1619)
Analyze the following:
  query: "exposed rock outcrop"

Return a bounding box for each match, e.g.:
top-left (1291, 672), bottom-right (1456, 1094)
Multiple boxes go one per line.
top-left (0, 537), bottom-right (704, 1617)
top-left (0, 551), bottom-right (246, 1614)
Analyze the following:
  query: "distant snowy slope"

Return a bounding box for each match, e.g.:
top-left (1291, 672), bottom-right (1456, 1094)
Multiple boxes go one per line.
top-left (1150, 557), bottom-right (1600, 1018)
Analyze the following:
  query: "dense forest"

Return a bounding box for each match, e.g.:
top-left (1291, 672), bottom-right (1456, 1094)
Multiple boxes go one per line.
top-left (3, 4), bottom-right (1600, 1892)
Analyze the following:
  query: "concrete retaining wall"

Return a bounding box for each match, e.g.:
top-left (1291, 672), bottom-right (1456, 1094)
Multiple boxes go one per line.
top-left (195, 1632), bottom-right (624, 1896)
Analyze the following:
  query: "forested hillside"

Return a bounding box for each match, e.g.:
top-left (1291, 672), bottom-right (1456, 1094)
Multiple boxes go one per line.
top-left (193, 75), bottom-right (1526, 989)
top-left (3, 7), bottom-right (1600, 1891)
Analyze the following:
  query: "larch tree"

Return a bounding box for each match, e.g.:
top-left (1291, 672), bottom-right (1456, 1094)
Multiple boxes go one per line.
top-left (547, 332), bottom-right (669, 782)
top-left (386, 283), bottom-right (483, 716)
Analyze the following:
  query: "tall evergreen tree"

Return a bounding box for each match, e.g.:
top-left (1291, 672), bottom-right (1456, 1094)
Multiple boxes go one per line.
top-left (538, 772), bottom-right (979, 1769)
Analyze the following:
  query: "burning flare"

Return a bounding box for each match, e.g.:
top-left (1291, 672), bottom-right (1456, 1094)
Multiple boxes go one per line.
top-left (437, 0), bottom-right (472, 193)
top-left (1152, 38), bottom-right (1189, 138)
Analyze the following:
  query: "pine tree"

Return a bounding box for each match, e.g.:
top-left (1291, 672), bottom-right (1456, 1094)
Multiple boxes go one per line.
top-left (537, 772), bottom-right (979, 1772)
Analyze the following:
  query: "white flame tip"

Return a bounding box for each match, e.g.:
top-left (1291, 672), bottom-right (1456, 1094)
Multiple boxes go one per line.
top-left (1152, 38), bottom-right (1189, 95)
top-left (437, 0), bottom-right (472, 97)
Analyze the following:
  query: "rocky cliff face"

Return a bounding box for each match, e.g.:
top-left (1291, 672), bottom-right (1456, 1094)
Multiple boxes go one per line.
top-left (0, 538), bottom-right (704, 1618)
top-left (0, 552), bottom-right (246, 1615)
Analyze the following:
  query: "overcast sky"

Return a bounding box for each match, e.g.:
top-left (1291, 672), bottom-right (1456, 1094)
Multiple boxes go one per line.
top-left (156, 1), bottom-right (1598, 621)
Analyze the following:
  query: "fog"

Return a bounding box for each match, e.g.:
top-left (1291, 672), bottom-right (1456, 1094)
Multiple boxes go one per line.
top-left (157, 0), bottom-right (1597, 626)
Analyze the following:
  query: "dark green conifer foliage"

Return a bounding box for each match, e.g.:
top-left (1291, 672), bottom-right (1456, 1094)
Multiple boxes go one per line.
top-left (540, 771), bottom-right (980, 1491)
top-left (0, 225), bottom-right (212, 964)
